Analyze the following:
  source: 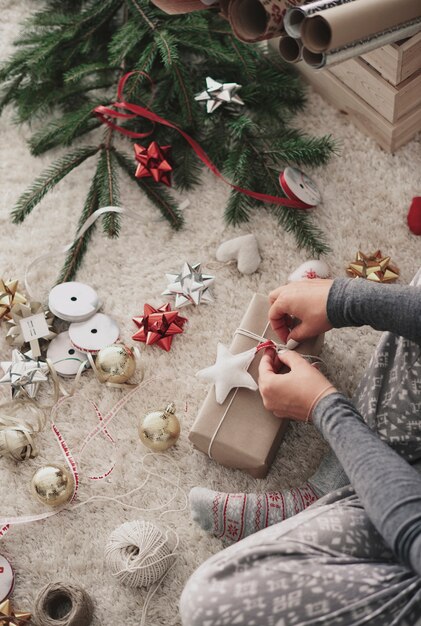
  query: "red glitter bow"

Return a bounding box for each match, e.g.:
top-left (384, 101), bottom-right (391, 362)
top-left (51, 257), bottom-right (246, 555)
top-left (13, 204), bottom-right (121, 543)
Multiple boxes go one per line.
top-left (134, 141), bottom-right (173, 186)
top-left (132, 303), bottom-right (187, 351)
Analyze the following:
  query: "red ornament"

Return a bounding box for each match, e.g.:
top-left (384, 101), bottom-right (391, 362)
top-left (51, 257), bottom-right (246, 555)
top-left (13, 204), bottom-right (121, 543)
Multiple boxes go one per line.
top-left (132, 303), bottom-right (187, 351)
top-left (134, 141), bottom-right (173, 186)
top-left (407, 197), bottom-right (421, 235)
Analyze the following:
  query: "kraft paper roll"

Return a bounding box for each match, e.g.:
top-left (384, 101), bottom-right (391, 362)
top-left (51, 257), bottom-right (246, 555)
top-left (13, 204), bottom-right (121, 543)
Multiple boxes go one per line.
top-left (284, 0), bottom-right (358, 38)
top-left (301, 0), bottom-right (421, 53)
top-left (279, 35), bottom-right (303, 62)
top-left (228, 0), bottom-right (289, 42)
top-left (150, 0), bottom-right (209, 14)
top-left (302, 17), bottom-right (421, 68)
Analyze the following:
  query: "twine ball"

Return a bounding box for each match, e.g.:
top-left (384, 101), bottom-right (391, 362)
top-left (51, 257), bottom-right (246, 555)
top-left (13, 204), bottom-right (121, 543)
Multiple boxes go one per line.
top-left (105, 520), bottom-right (175, 588)
top-left (33, 582), bottom-right (94, 626)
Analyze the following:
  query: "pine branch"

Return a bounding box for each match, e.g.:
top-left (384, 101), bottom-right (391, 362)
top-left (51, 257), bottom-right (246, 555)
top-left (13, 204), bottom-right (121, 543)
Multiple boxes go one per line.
top-left (58, 176), bottom-right (100, 283)
top-left (11, 146), bottom-right (99, 223)
top-left (270, 205), bottom-right (331, 257)
top-left (29, 102), bottom-right (103, 155)
top-left (96, 147), bottom-right (121, 237)
top-left (64, 62), bottom-right (117, 83)
top-left (114, 148), bottom-right (183, 229)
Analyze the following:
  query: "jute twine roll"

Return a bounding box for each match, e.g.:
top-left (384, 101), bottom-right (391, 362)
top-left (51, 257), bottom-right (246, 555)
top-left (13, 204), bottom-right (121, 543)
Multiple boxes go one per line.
top-left (33, 582), bottom-right (94, 626)
top-left (105, 520), bottom-right (176, 588)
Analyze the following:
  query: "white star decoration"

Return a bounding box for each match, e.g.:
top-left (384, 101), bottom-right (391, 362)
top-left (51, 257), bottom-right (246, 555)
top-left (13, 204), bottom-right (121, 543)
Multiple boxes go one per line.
top-left (162, 262), bottom-right (215, 308)
top-left (196, 343), bottom-right (258, 404)
top-left (194, 77), bottom-right (245, 114)
top-left (0, 349), bottom-right (49, 399)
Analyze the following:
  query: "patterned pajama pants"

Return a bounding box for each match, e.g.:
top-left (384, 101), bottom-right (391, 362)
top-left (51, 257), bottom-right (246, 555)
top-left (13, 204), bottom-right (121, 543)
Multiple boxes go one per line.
top-left (180, 272), bottom-right (421, 626)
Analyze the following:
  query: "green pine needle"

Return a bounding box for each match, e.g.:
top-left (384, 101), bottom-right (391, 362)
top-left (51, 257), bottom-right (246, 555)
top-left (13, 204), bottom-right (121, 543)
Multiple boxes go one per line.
top-left (11, 146), bottom-right (99, 223)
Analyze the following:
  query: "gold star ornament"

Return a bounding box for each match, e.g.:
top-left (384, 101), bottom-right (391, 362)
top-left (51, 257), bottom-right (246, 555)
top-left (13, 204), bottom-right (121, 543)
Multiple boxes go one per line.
top-left (346, 250), bottom-right (399, 283)
top-left (0, 280), bottom-right (26, 321)
top-left (0, 599), bottom-right (31, 626)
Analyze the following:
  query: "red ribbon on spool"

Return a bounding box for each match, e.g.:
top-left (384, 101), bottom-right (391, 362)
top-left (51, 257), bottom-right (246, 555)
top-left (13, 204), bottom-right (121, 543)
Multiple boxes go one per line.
top-left (94, 72), bottom-right (309, 210)
top-left (279, 168), bottom-right (320, 209)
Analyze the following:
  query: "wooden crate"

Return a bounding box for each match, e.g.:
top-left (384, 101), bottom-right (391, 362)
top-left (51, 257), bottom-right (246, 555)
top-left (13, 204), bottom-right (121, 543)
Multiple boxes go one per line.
top-left (292, 32), bottom-right (421, 152)
top-left (362, 32), bottom-right (421, 85)
top-left (297, 61), bottom-right (421, 152)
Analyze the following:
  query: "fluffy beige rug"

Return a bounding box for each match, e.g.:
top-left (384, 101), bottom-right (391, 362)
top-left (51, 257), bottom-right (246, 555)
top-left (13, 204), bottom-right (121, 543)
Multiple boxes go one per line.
top-left (0, 1), bottom-right (420, 624)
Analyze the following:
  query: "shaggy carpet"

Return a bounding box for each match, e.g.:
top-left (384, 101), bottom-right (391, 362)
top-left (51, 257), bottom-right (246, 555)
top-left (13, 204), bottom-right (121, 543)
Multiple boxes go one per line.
top-left (0, 2), bottom-right (420, 624)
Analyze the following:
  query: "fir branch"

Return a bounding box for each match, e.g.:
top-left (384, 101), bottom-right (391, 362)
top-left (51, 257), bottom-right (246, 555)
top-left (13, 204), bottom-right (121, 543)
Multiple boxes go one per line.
top-left (114, 148), bottom-right (183, 229)
top-left (96, 147), bottom-right (121, 237)
top-left (270, 205), bottom-right (330, 257)
top-left (59, 176), bottom-right (100, 283)
top-left (11, 146), bottom-right (99, 223)
top-left (29, 102), bottom-right (103, 155)
top-left (64, 62), bottom-right (117, 83)
top-left (268, 135), bottom-right (338, 167)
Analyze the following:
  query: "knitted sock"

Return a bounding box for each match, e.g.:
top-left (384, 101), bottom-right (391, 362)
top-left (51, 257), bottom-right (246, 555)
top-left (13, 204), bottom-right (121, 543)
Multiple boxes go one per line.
top-left (190, 449), bottom-right (348, 543)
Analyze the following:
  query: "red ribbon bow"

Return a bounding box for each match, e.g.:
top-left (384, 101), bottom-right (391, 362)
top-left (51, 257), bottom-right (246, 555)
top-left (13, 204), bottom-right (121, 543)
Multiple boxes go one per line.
top-left (94, 71), bottom-right (309, 209)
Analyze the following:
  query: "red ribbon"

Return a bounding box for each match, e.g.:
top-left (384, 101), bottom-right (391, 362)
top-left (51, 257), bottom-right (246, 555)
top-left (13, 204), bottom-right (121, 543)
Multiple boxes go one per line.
top-left (94, 71), bottom-right (309, 210)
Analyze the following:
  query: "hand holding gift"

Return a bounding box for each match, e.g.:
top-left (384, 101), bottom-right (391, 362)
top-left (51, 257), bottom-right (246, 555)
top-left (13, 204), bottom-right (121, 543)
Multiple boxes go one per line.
top-left (269, 279), bottom-right (334, 345)
top-left (258, 348), bottom-right (336, 422)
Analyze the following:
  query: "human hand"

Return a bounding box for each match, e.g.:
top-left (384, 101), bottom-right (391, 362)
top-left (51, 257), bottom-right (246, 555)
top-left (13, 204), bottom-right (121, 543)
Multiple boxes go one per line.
top-left (269, 279), bottom-right (334, 345)
top-left (258, 348), bottom-right (336, 422)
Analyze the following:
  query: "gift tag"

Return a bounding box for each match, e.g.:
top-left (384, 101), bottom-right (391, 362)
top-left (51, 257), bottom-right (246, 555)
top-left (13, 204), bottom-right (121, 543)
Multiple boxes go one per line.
top-left (47, 331), bottom-right (89, 377)
top-left (279, 167), bottom-right (321, 208)
top-left (20, 313), bottom-right (50, 343)
top-left (0, 555), bottom-right (14, 602)
top-left (69, 313), bottom-right (120, 354)
top-left (49, 282), bottom-right (100, 322)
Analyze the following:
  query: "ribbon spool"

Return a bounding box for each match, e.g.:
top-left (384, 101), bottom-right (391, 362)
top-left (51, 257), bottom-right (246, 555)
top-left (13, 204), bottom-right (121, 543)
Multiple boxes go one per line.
top-left (279, 166), bottom-right (321, 208)
top-left (33, 582), bottom-right (94, 626)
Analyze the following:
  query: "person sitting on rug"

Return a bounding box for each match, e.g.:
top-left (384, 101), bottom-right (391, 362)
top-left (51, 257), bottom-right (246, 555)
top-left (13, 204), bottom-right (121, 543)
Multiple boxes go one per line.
top-left (181, 274), bottom-right (421, 626)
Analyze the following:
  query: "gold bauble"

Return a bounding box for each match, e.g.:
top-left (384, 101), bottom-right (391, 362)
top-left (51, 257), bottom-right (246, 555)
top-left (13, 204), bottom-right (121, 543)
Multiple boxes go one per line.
top-left (31, 464), bottom-right (74, 507)
top-left (95, 344), bottom-right (137, 383)
top-left (138, 402), bottom-right (180, 452)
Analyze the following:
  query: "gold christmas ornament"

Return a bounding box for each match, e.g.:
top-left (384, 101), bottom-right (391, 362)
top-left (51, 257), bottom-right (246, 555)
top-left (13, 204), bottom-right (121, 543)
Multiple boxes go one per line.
top-left (138, 402), bottom-right (180, 452)
top-left (95, 344), bottom-right (137, 384)
top-left (346, 250), bottom-right (400, 283)
top-left (31, 464), bottom-right (74, 507)
top-left (0, 599), bottom-right (31, 626)
top-left (0, 279), bottom-right (26, 321)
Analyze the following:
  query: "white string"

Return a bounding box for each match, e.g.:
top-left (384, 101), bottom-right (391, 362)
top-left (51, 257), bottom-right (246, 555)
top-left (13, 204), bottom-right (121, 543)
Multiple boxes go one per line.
top-left (25, 202), bottom-right (189, 301)
top-left (235, 327), bottom-right (325, 364)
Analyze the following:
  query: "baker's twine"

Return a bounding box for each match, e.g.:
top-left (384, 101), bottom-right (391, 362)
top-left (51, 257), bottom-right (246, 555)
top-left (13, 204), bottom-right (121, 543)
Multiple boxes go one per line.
top-left (33, 582), bottom-right (94, 626)
top-left (105, 519), bottom-right (179, 626)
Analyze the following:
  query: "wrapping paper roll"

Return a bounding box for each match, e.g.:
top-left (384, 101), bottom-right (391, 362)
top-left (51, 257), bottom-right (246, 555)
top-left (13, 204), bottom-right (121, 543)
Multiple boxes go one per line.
top-left (228, 0), bottom-right (291, 42)
top-left (301, 0), bottom-right (421, 53)
top-left (150, 0), bottom-right (211, 14)
top-left (284, 0), bottom-right (357, 38)
top-left (279, 35), bottom-right (303, 62)
top-left (302, 17), bottom-right (421, 68)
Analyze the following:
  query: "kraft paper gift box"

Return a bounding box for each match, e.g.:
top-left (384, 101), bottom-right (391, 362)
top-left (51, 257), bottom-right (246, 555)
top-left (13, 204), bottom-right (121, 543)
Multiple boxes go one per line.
top-left (189, 292), bottom-right (324, 478)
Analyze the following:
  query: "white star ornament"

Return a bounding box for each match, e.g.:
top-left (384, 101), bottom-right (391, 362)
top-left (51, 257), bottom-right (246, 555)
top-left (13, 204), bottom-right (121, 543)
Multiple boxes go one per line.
top-left (196, 343), bottom-right (258, 404)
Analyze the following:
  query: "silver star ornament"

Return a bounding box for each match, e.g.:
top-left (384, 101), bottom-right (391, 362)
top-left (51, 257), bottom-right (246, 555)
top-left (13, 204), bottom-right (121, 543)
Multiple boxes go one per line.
top-left (162, 262), bottom-right (215, 308)
top-left (196, 343), bottom-right (258, 404)
top-left (0, 349), bottom-right (49, 399)
top-left (194, 77), bottom-right (245, 114)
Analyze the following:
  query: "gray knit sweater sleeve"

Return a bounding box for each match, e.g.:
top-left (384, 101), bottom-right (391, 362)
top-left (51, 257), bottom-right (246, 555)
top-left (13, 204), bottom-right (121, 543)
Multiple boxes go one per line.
top-left (327, 277), bottom-right (421, 344)
top-left (312, 278), bottom-right (421, 575)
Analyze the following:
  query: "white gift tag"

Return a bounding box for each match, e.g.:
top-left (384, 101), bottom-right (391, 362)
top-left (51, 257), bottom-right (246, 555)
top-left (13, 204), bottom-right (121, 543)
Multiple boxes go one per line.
top-left (69, 313), bottom-right (120, 354)
top-left (49, 282), bottom-right (100, 322)
top-left (47, 331), bottom-right (89, 377)
top-left (0, 554), bottom-right (14, 603)
top-left (20, 313), bottom-right (50, 342)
